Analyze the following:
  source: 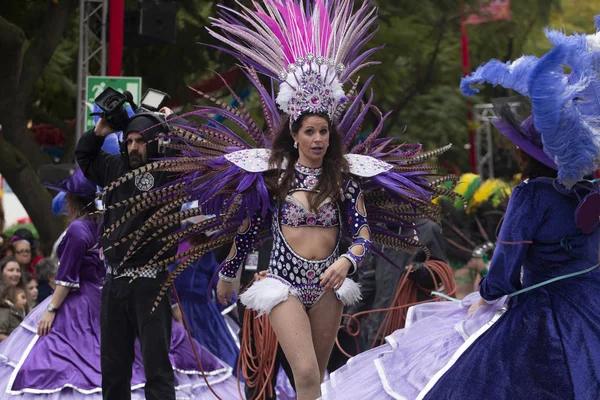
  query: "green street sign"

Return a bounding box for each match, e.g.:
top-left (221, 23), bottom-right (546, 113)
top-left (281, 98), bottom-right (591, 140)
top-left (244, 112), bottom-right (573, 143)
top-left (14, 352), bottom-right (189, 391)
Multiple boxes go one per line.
top-left (85, 76), bottom-right (142, 131)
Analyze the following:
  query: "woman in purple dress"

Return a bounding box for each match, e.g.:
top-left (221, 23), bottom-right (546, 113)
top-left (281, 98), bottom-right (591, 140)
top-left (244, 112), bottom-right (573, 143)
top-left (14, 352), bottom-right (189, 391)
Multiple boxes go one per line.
top-left (0, 169), bottom-right (241, 399)
top-left (322, 33), bottom-right (600, 399)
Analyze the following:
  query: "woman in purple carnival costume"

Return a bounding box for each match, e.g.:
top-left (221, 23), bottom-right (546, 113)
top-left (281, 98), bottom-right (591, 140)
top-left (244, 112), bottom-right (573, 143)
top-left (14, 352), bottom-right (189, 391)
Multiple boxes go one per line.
top-left (322, 17), bottom-right (600, 400)
top-left (0, 168), bottom-right (241, 399)
top-left (93, 1), bottom-right (458, 399)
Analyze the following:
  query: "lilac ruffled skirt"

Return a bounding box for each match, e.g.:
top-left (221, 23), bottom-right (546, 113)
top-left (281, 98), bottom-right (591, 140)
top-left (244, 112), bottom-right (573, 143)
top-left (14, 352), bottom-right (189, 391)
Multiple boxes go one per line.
top-left (320, 292), bottom-right (508, 400)
top-left (0, 283), bottom-right (243, 399)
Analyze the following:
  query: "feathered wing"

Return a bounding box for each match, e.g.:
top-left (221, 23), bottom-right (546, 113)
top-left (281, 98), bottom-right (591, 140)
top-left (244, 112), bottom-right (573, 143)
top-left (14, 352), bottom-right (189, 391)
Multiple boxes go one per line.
top-left (335, 83), bottom-right (459, 256)
top-left (99, 0), bottom-right (458, 298)
top-left (97, 67), bottom-right (281, 279)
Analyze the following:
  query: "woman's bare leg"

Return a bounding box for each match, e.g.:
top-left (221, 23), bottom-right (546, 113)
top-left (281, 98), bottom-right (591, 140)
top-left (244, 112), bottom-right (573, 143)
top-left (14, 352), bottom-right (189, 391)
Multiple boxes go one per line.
top-left (308, 290), bottom-right (344, 382)
top-left (269, 296), bottom-right (321, 400)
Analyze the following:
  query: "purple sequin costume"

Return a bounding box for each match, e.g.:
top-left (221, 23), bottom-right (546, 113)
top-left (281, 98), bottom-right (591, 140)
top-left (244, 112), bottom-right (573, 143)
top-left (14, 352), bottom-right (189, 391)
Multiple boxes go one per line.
top-left (219, 163), bottom-right (370, 314)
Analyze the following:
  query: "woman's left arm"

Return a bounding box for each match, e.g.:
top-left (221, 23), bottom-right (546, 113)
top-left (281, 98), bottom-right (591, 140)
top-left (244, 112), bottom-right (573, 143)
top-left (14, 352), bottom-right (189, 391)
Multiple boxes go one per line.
top-left (320, 178), bottom-right (372, 290)
top-left (340, 178), bottom-right (372, 273)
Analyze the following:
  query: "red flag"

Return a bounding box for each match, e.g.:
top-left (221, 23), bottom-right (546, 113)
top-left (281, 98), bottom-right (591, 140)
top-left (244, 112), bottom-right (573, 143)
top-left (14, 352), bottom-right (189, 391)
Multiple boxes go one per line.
top-left (464, 0), bottom-right (510, 25)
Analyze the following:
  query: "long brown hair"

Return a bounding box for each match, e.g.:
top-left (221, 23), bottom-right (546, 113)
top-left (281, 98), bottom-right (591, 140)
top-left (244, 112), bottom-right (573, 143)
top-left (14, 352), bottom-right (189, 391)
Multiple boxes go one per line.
top-left (268, 112), bottom-right (349, 211)
top-left (65, 194), bottom-right (100, 222)
top-left (513, 146), bottom-right (558, 180)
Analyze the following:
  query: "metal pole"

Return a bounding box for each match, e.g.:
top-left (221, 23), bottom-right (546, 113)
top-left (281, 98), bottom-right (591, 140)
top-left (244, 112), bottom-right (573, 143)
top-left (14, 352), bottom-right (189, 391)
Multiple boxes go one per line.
top-left (75, 0), bottom-right (108, 139)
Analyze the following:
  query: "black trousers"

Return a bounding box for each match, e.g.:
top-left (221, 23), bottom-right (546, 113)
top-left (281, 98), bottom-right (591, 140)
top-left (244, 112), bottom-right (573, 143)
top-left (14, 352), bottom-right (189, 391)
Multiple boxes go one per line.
top-left (100, 272), bottom-right (175, 400)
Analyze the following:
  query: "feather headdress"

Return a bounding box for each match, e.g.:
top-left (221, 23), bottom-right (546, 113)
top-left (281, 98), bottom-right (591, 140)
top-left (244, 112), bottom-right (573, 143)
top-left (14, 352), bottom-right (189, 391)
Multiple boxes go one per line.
top-left (461, 15), bottom-right (600, 188)
top-left (207, 0), bottom-right (380, 122)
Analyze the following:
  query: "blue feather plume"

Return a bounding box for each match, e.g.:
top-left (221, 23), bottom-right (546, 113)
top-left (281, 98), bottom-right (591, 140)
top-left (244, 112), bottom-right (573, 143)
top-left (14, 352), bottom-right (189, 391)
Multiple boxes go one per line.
top-left (461, 56), bottom-right (539, 96)
top-left (528, 44), bottom-right (600, 188)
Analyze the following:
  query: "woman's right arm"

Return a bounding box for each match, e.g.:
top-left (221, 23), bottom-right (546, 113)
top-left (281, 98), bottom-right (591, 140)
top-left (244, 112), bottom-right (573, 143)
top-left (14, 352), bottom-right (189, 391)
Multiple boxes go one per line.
top-left (37, 285), bottom-right (71, 336)
top-left (38, 222), bottom-right (89, 336)
top-left (217, 214), bottom-right (267, 304)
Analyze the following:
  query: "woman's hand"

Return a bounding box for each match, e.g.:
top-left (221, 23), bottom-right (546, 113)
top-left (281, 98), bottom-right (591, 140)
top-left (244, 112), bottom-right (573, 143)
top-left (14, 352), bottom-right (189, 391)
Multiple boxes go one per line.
top-left (254, 270), bottom-right (268, 280)
top-left (468, 298), bottom-right (488, 315)
top-left (320, 258), bottom-right (351, 291)
top-left (217, 280), bottom-right (235, 306)
top-left (172, 305), bottom-right (183, 324)
top-left (38, 311), bottom-right (56, 336)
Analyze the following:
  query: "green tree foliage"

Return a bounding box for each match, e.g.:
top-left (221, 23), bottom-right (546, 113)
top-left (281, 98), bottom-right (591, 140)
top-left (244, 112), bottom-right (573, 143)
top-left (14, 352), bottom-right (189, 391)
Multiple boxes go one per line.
top-left (355, 0), bottom-right (562, 173)
top-left (0, 0), bottom-right (596, 246)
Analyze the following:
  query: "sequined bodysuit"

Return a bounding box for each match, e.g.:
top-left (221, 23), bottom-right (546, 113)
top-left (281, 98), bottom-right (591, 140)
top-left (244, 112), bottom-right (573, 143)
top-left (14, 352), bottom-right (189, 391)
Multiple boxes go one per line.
top-left (219, 163), bottom-right (370, 309)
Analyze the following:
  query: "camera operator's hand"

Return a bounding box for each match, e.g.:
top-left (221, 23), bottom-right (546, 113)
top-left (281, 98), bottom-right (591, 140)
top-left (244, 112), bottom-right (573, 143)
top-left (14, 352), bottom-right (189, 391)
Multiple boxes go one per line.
top-left (94, 118), bottom-right (117, 137)
top-left (159, 107), bottom-right (174, 117)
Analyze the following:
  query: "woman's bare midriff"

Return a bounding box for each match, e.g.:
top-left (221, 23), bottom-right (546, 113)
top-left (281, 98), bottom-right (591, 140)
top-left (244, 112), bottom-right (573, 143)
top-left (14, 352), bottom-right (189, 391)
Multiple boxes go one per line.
top-left (280, 225), bottom-right (338, 260)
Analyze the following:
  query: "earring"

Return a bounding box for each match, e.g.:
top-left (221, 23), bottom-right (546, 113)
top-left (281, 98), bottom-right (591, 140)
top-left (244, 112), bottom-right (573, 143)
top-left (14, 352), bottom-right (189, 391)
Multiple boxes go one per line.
top-left (294, 142), bottom-right (298, 149)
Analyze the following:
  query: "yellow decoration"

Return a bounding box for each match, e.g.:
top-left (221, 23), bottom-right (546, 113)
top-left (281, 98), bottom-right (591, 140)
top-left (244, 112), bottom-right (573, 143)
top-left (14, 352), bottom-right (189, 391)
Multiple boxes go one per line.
top-left (453, 173), bottom-right (480, 197)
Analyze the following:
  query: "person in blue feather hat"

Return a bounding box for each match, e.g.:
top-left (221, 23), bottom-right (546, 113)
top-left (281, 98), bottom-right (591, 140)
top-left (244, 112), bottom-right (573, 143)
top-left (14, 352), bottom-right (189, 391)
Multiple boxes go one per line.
top-left (320, 16), bottom-right (600, 400)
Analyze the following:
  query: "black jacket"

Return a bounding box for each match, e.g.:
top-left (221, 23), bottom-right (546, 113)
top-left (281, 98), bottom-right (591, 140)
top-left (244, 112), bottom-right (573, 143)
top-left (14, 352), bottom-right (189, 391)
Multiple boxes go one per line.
top-left (75, 129), bottom-right (176, 270)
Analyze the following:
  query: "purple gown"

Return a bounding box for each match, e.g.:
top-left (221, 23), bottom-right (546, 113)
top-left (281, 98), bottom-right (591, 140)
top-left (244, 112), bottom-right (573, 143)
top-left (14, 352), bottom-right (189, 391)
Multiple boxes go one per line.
top-left (322, 178), bottom-right (600, 399)
top-left (0, 218), bottom-right (243, 399)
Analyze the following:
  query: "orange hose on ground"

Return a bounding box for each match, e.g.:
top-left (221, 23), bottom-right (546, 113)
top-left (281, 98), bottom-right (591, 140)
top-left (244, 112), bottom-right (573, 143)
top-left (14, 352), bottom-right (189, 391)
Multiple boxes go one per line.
top-left (335, 261), bottom-right (456, 357)
top-left (237, 278), bottom-right (279, 400)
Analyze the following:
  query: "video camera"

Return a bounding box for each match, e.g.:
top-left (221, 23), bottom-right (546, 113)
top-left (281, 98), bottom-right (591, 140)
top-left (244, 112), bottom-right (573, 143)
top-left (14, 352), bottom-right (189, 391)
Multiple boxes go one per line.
top-left (92, 87), bottom-right (171, 131)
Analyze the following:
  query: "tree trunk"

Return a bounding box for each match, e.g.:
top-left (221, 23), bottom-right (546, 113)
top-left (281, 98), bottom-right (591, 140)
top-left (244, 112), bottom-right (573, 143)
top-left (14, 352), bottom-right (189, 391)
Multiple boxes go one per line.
top-left (0, 1), bottom-right (77, 251)
top-left (0, 139), bottom-right (65, 253)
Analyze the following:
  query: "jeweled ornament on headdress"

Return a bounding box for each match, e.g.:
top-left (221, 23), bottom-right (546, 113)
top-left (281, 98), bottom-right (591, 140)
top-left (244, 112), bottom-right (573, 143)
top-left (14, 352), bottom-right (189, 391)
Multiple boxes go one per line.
top-left (277, 54), bottom-right (347, 122)
top-left (207, 0), bottom-right (380, 122)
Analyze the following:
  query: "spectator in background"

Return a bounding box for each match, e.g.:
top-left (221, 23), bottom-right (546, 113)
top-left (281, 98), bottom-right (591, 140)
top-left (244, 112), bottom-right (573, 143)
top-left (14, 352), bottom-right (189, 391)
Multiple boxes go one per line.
top-left (12, 228), bottom-right (44, 274)
top-left (0, 285), bottom-right (26, 341)
top-left (10, 239), bottom-right (34, 278)
top-left (23, 273), bottom-right (38, 309)
top-left (35, 257), bottom-right (57, 303)
top-left (13, 228), bottom-right (45, 267)
top-left (1, 257), bottom-right (23, 289)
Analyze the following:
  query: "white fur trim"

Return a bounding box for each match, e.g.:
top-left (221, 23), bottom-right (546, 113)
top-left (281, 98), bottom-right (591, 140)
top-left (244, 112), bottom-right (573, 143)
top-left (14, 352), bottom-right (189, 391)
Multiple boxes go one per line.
top-left (335, 278), bottom-right (362, 306)
top-left (240, 278), bottom-right (297, 316)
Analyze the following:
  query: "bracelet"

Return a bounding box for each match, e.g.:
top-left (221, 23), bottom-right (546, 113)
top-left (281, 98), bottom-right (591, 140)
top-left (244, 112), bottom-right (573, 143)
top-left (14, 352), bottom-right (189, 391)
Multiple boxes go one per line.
top-left (340, 254), bottom-right (358, 275)
top-left (218, 271), bottom-right (236, 283)
top-left (342, 237), bottom-right (372, 275)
